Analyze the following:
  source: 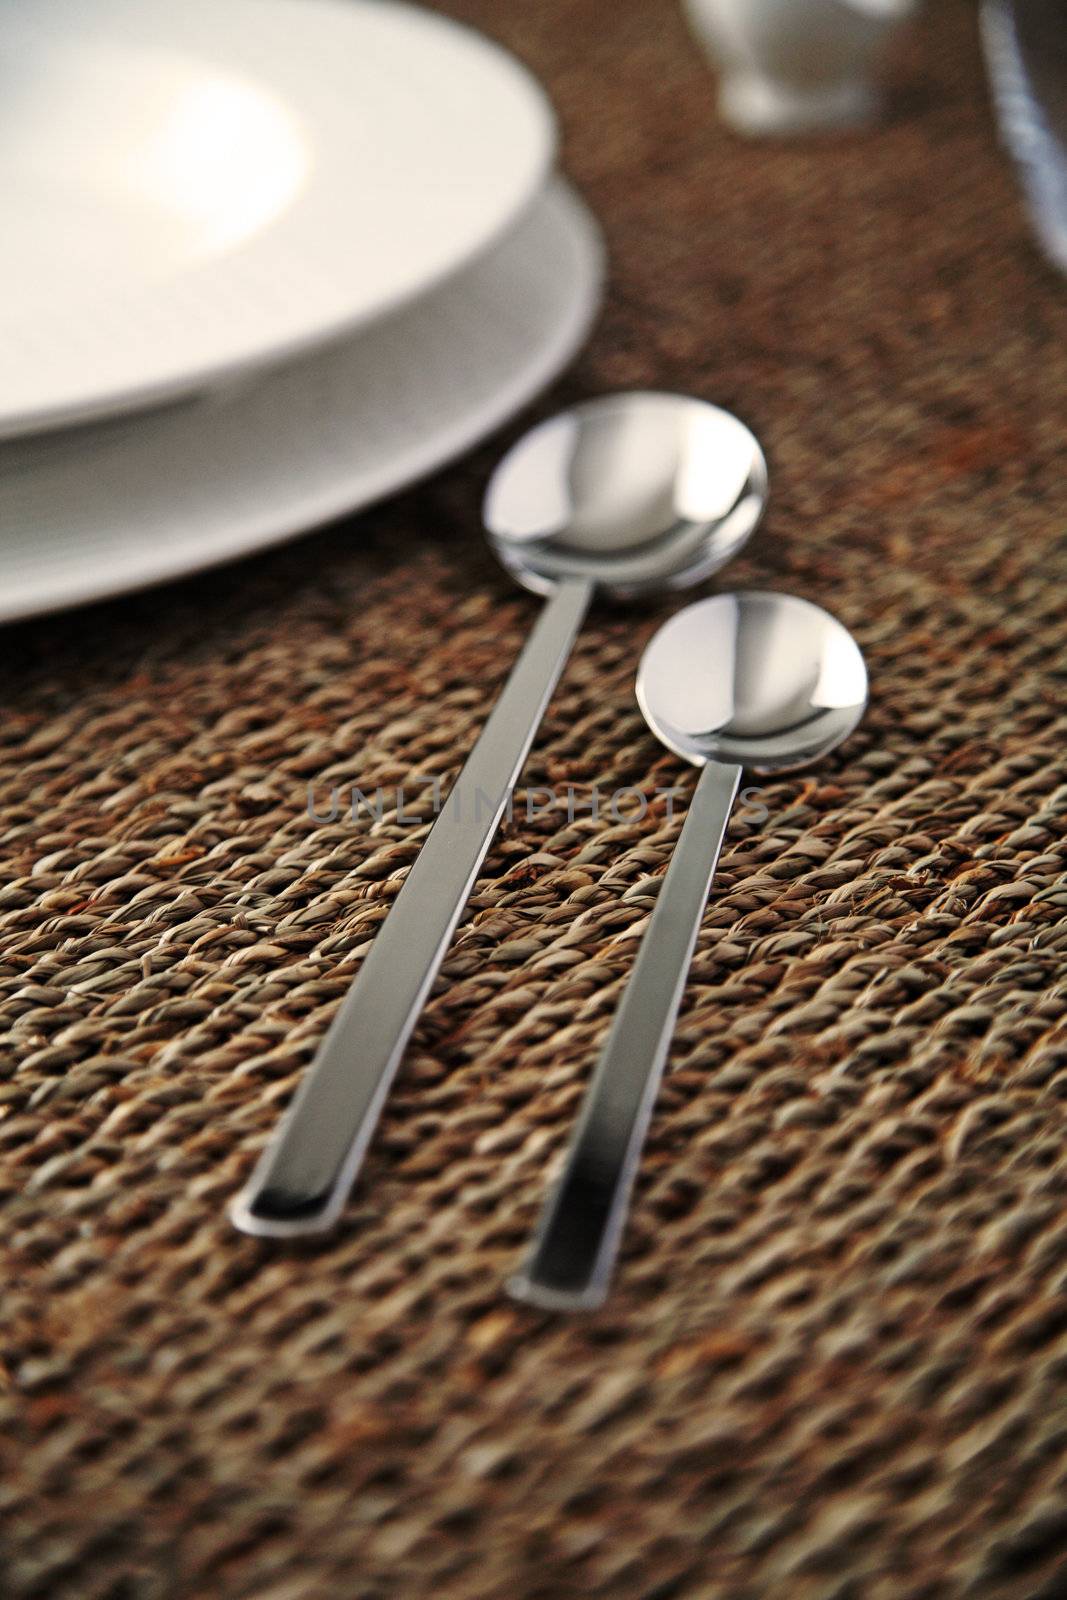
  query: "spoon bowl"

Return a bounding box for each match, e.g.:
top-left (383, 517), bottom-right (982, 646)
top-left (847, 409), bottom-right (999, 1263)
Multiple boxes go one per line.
top-left (637, 589), bottom-right (868, 770)
top-left (484, 391), bottom-right (767, 597)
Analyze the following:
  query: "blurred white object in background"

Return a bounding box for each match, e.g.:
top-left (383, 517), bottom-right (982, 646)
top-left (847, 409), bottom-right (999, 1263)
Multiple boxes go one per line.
top-left (682, 0), bottom-right (919, 134)
top-left (981, 0), bottom-right (1067, 276)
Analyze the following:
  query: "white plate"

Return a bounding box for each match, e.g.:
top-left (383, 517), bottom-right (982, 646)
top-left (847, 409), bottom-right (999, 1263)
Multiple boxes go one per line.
top-left (0, 180), bottom-right (603, 623)
top-left (0, 0), bottom-right (555, 439)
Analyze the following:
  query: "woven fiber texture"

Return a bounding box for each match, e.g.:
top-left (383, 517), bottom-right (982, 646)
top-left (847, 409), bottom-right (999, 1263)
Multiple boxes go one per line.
top-left (2, 2), bottom-right (1066, 1596)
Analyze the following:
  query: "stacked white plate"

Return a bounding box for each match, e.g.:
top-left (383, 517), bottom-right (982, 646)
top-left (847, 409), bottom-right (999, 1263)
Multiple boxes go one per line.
top-left (0, 0), bottom-right (604, 621)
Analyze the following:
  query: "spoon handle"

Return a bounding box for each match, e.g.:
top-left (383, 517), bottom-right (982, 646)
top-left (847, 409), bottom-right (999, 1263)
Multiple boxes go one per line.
top-left (232, 575), bottom-right (594, 1237)
top-left (509, 758), bottom-right (741, 1310)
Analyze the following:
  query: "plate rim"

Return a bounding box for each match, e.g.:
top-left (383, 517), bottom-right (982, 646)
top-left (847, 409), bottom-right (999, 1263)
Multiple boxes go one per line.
top-left (0, 179), bottom-right (604, 623)
top-left (1, 0), bottom-right (557, 440)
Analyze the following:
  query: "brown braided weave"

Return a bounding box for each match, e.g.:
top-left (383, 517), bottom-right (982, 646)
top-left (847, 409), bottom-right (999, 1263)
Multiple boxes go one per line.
top-left (2, 2), bottom-right (1066, 1596)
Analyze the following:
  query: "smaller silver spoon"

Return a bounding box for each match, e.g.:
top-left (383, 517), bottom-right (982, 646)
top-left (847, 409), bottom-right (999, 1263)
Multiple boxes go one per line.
top-left (510, 591), bottom-right (868, 1311)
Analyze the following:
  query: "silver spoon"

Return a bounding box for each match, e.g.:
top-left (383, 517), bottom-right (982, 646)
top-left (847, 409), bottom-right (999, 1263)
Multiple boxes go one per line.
top-left (509, 590), bottom-right (868, 1310)
top-left (232, 393), bottom-right (766, 1237)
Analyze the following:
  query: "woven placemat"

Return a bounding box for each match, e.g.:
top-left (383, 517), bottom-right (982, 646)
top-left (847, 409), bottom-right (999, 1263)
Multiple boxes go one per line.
top-left (2, 2), bottom-right (1066, 1596)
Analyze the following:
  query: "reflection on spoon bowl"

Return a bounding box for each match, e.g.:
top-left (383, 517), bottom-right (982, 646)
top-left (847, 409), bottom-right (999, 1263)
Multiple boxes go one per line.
top-left (637, 590), bottom-right (868, 771)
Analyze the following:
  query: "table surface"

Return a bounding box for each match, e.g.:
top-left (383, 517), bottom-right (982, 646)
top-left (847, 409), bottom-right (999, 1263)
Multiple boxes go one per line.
top-left (2, 2), bottom-right (1066, 1597)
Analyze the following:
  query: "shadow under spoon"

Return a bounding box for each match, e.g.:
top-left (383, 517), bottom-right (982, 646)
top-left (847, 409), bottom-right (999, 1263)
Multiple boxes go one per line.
top-left (509, 590), bottom-right (868, 1310)
top-left (231, 392), bottom-right (767, 1237)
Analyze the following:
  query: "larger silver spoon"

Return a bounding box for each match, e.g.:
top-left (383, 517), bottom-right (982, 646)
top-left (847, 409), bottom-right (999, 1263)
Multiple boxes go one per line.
top-left (232, 393), bottom-right (766, 1237)
top-left (510, 590), bottom-right (868, 1309)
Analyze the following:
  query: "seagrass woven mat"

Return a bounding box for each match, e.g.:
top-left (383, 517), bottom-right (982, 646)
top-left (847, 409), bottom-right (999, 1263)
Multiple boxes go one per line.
top-left (2, 2), bottom-right (1066, 1596)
